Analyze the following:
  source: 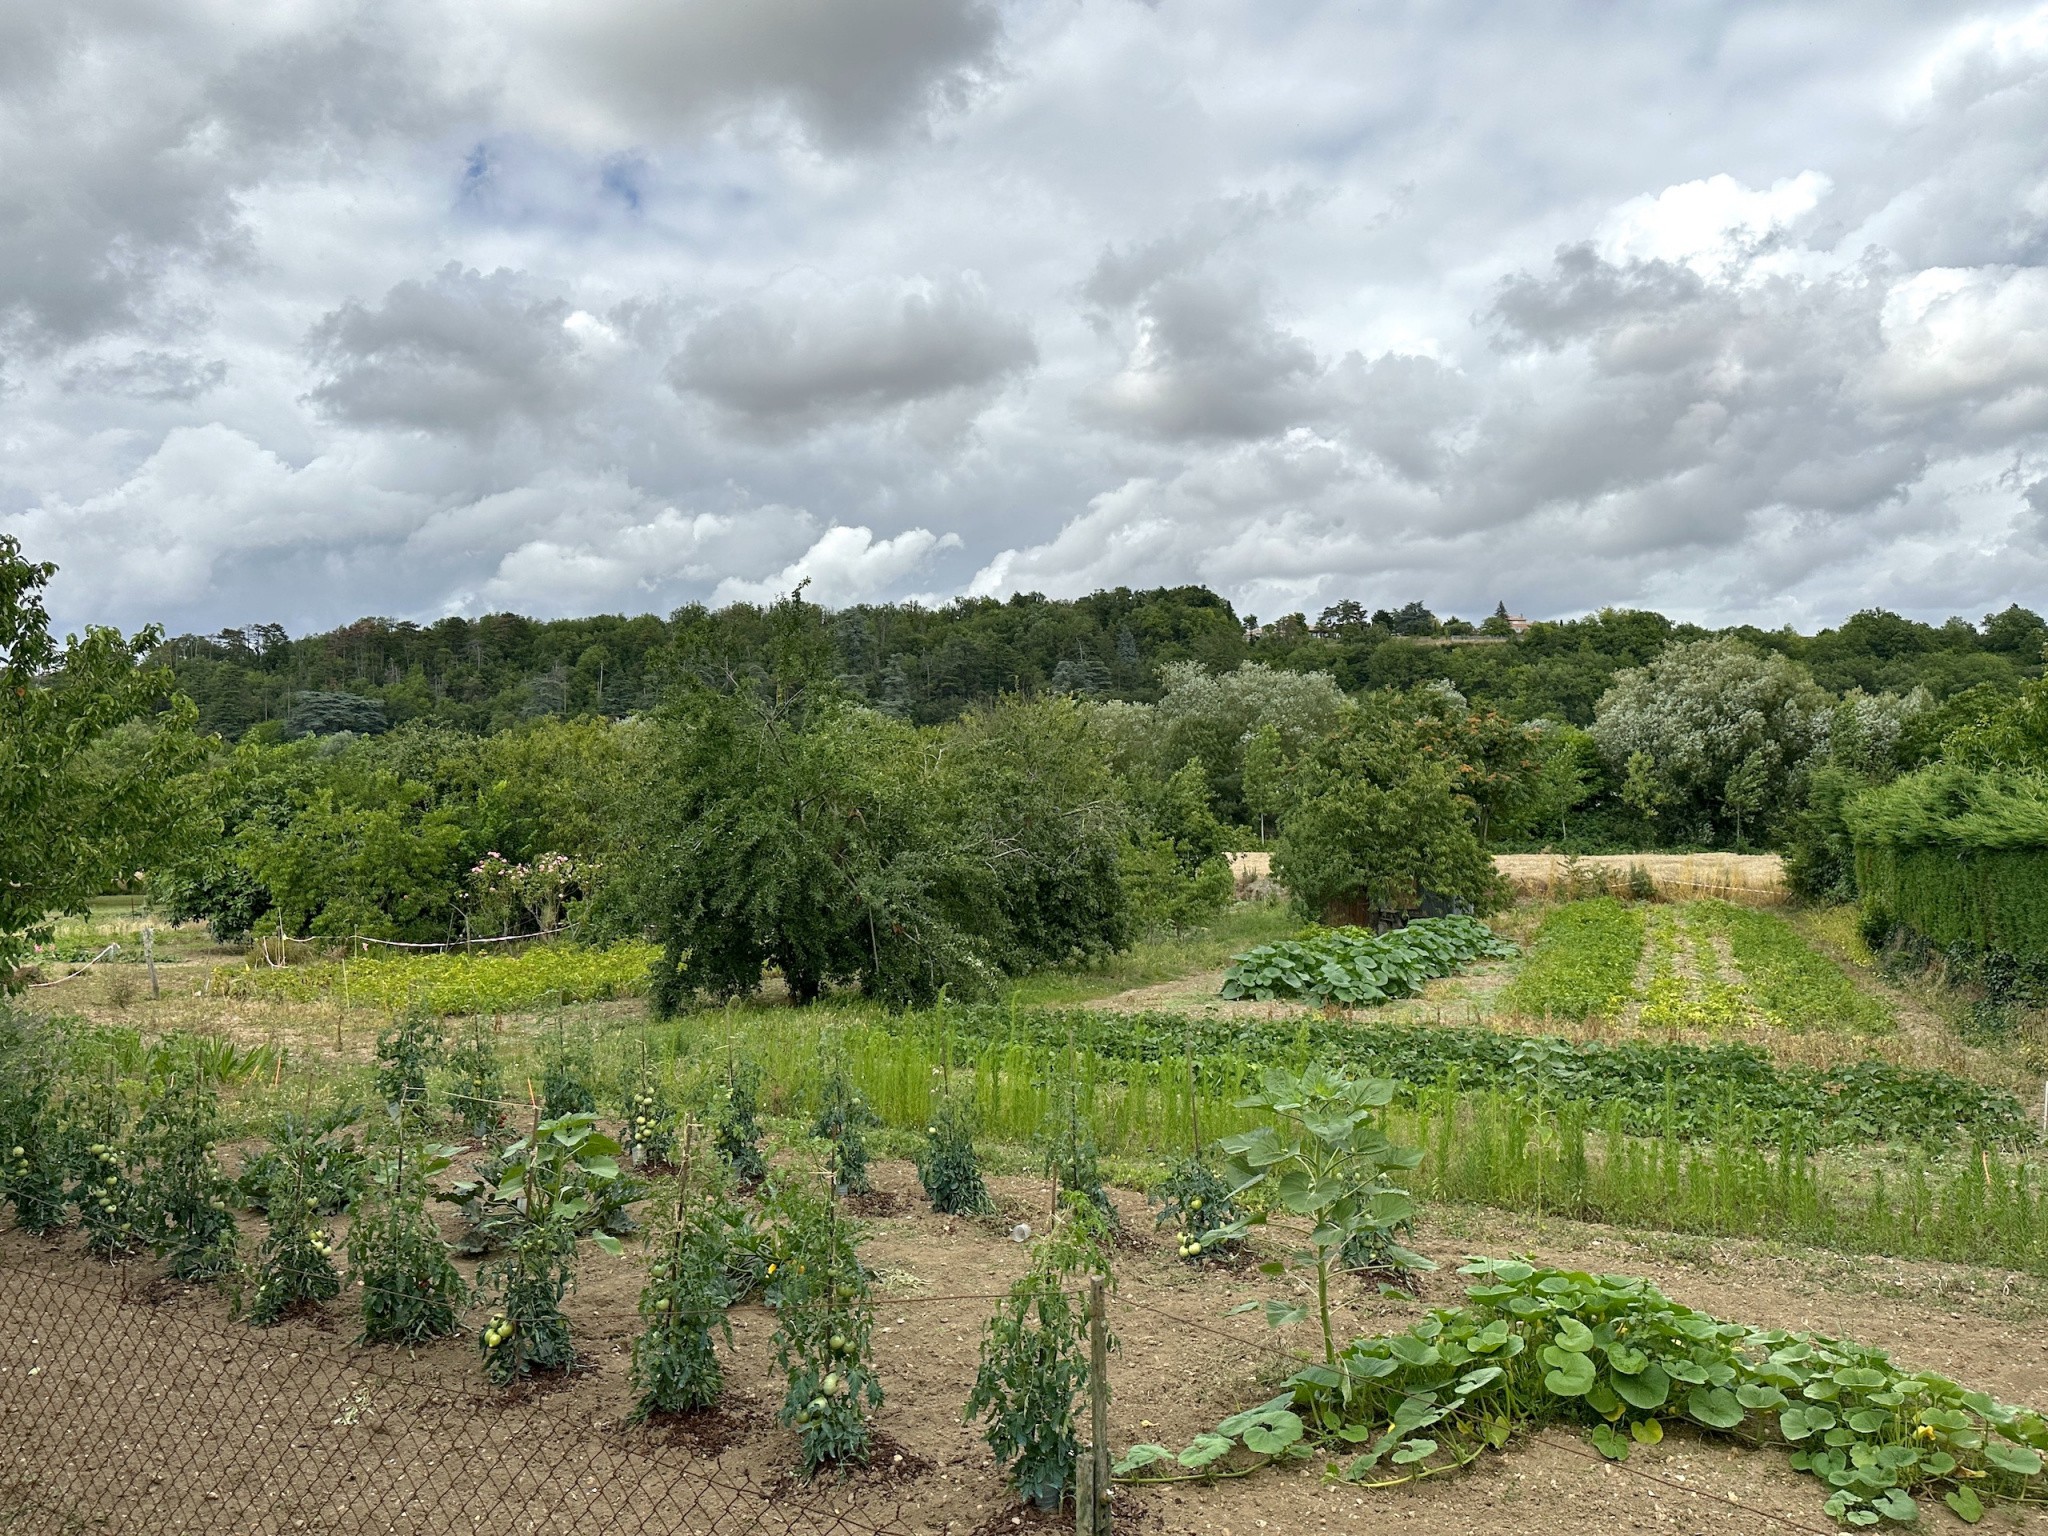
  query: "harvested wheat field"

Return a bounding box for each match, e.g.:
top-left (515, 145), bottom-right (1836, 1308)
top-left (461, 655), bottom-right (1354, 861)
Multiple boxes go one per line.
top-left (1492, 853), bottom-right (1787, 905)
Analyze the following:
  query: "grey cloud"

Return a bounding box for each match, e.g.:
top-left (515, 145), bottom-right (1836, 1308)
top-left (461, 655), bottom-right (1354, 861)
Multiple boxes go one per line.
top-left (62, 351), bottom-right (227, 401)
top-left (670, 279), bottom-right (1035, 431)
top-left (523, 0), bottom-right (1001, 147)
top-left (306, 265), bottom-right (584, 438)
top-left (1085, 269), bottom-right (1321, 441)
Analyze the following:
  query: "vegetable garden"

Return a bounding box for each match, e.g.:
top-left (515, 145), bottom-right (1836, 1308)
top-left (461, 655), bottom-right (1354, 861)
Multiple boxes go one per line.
top-left (7, 875), bottom-right (2048, 1536)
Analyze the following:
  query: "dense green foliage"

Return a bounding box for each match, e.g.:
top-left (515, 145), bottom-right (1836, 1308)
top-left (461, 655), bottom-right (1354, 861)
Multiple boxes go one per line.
top-left (1851, 764), bottom-right (2048, 966)
top-left (1500, 899), bottom-right (1646, 1021)
top-left (1262, 699), bottom-right (1505, 920)
top-left (1221, 915), bottom-right (1517, 1006)
top-left (630, 594), bottom-right (1135, 1010)
top-left (2, 535), bottom-right (201, 986)
top-left (1119, 1259), bottom-right (2048, 1527)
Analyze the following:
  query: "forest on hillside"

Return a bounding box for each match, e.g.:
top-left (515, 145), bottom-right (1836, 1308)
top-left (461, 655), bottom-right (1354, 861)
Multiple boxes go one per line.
top-left (156, 588), bottom-right (2047, 742)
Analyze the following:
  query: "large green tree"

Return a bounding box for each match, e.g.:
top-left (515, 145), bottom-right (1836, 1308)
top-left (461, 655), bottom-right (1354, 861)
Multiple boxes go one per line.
top-left (1, 537), bottom-right (200, 986)
top-left (1264, 699), bottom-right (1501, 923)
top-left (1590, 637), bottom-right (1831, 846)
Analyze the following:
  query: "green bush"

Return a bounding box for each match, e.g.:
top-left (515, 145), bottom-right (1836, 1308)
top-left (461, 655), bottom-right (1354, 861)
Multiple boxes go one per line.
top-left (1849, 764), bottom-right (2048, 964)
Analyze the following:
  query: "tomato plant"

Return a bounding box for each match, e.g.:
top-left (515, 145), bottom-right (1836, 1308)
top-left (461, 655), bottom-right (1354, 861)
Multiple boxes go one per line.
top-left (476, 1112), bottom-right (629, 1386)
top-left (243, 1135), bottom-right (343, 1326)
top-left (347, 1131), bottom-right (468, 1346)
top-left (445, 1018), bottom-right (504, 1138)
top-left (539, 1020), bottom-right (597, 1118)
top-left (915, 1096), bottom-right (992, 1215)
top-left (713, 1057), bottom-right (767, 1185)
top-left (621, 1059), bottom-right (677, 1169)
top-left (966, 1198), bottom-right (1113, 1510)
top-left (772, 1188), bottom-right (880, 1474)
top-left (64, 1078), bottom-right (140, 1259)
top-left (134, 1070), bottom-right (241, 1282)
top-left (372, 1007), bottom-right (443, 1115)
top-left (628, 1174), bottom-right (732, 1421)
top-left (1151, 1156), bottom-right (1240, 1266)
top-left (812, 1058), bottom-right (874, 1196)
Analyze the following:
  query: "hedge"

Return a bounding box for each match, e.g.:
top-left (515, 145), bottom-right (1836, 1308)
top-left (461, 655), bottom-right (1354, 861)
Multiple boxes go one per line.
top-left (1848, 764), bottom-right (2048, 964)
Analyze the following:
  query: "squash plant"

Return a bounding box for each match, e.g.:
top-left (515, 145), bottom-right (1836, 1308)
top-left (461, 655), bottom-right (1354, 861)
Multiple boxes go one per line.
top-left (1118, 1259), bottom-right (2048, 1528)
top-left (477, 1111), bottom-right (629, 1385)
top-left (1214, 1064), bottom-right (1432, 1365)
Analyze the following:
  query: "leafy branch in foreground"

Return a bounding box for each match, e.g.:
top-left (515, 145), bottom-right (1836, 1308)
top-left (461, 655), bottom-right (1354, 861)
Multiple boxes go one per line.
top-left (1118, 1260), bottom-right (2048, 1529)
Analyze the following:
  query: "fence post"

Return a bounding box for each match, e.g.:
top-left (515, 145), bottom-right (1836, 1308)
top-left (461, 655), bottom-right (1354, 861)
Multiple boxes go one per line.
top-left (1089, 1273), bottom-right (1110, 1533)
top-left (143, 926), bottom-right (159, 1000)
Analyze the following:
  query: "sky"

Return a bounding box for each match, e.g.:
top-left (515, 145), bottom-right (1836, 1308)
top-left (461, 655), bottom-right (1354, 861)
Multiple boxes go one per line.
top-left (4, 0), bottom-right (2048, 638)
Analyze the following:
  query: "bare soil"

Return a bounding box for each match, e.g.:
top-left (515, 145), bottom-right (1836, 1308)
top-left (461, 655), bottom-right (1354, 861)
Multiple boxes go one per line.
top-left (7, 1155), bottom-right (2048, 1535)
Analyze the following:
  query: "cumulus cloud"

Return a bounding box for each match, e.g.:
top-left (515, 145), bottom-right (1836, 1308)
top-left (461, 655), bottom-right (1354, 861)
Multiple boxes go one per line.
top-left (671, 277), bottom-right (1035, 433)
top-left (305, 265), bottom-right (587, 438)
top-left (716, 524), bottom-right (963, 607)
top-left (5, 0), bottom-right (2048, 636)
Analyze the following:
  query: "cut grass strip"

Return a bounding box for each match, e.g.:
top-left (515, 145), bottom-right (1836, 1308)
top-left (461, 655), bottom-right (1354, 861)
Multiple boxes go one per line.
top-left (1498, 898), bottom-right (1645, 1022)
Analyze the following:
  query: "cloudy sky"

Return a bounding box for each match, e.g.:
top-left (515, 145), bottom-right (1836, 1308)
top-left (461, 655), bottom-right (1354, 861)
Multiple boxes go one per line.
top-left (5, 1), bottom-right (2048, 637)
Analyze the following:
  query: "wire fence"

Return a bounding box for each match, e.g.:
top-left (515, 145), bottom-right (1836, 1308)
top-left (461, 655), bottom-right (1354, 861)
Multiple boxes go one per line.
top-left (0, 1241), bottom-right (931, 1536)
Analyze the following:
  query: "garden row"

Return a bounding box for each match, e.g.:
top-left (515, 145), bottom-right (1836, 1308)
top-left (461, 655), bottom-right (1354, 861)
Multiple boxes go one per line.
top-left (1501, 897), bottom-right (1893, 1032)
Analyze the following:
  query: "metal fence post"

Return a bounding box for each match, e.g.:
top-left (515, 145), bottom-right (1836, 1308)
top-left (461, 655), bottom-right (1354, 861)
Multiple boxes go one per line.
top-left (143, 926), bottom-right (159, 1000)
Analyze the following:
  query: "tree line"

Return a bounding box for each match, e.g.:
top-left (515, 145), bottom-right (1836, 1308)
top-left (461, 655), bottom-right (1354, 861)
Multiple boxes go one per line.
top-left (7, 530), bottom-right (2048, 1005)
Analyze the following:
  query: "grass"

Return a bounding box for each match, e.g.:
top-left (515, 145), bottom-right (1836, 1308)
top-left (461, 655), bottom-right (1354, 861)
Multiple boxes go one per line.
top-left (997, 901), bottom-right (1298, 1006)
top-left (1498, 898), bottom-right (1645, 1022)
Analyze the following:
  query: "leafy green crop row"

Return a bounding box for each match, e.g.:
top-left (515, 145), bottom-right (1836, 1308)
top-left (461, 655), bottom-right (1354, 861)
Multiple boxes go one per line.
top-left (1221, 916), bottom-right (1518, 1006)
top-left (902, 1004), bottom-right (2026, 1149)
top-left (1696, 902), bottom-right (1893, 1033)
top-left (1499, 899), bottom-right (1645, 1021)
top-left (1120, 1259), bottom-right (2046, 1527)
top-left (215, 942), bottom-right (659, 1014)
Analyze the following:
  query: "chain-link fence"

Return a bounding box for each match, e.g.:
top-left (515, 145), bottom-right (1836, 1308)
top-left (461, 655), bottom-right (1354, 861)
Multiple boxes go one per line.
top-left (0, 1241), bottom-right (930, 1536)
